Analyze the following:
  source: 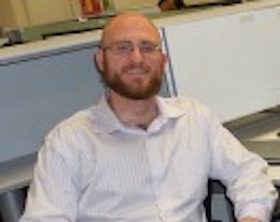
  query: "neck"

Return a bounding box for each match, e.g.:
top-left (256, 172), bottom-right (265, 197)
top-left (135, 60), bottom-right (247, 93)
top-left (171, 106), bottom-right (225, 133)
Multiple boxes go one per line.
top-left (107, 91), bottom-right (158, 130)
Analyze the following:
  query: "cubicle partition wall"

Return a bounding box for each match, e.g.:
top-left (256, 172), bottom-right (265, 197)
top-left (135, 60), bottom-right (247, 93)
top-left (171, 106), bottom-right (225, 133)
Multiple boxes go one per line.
top-left (0, 44), bottom-right (103, 163)
top-left (163, 3), bottom-right (280, 122)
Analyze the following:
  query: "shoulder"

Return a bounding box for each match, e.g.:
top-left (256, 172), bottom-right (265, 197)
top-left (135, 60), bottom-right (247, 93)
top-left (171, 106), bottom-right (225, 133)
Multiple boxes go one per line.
top-left (38, 107), bottom-right (100, 165)
top-left (158, 96), bottom-right (214, 119)
top-left (45, 107), bottom-right (96, 142)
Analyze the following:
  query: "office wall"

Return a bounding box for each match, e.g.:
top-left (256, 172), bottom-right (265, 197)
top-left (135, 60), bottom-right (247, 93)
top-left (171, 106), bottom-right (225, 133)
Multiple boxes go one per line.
top-left (24, 0), bottom-right (75, 26)
top-left (109, 0), bottom-right (158, 11)
top-left (0, 0), bottom-right (28, 28)
top-left (164, 4), bottom-right (280, 122)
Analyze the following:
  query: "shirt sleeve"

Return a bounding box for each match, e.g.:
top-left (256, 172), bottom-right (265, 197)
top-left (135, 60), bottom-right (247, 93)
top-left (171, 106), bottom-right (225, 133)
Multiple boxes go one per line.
top-left (208, 118), bottom-right (278, 222)
top-left (20, 127), bottom-right (82, 221)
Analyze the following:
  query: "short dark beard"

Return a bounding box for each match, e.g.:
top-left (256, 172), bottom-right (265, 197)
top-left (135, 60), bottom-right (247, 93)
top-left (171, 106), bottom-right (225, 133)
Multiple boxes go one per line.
top-left (101, 72), bottom-right (162, 100)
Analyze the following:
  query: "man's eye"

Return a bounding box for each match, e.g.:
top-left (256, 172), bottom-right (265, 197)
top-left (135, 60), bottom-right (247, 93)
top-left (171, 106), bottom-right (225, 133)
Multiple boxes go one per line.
top-left (116, 44), bottom-right (131, 53)
top-left (140, 44), bottom-right (154, 53)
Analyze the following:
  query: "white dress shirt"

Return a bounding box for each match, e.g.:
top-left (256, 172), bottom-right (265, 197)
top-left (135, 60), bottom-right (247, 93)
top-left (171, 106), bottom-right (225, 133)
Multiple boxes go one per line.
top-left (20, 96), bottom-right (277, 222)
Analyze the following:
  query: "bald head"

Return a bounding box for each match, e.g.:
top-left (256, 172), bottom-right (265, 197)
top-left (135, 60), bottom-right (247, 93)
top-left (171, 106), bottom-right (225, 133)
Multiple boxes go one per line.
top-left (95, 12), bottom-right (166, 101)
top-left (100, 12), bottom-right (161, 47)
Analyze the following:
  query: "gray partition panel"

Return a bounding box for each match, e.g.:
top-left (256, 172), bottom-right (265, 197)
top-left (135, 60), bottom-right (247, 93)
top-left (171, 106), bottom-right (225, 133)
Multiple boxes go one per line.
top-left (0, 45), bottom-right (104, 163)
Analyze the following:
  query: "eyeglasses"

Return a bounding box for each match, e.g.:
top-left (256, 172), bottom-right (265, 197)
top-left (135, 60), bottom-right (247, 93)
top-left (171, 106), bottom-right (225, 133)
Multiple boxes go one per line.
top-left (101, 41), bottom-right (162, 56)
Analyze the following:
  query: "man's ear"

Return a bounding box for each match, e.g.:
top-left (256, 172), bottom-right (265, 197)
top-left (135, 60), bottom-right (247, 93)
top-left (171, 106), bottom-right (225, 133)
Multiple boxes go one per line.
top-left (94, 48), bottom-right (104, 72)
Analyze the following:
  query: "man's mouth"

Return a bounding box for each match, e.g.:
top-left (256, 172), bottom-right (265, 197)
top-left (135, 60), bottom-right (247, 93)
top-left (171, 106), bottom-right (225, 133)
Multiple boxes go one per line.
top-left (126, 68), bottom-right (147, 75)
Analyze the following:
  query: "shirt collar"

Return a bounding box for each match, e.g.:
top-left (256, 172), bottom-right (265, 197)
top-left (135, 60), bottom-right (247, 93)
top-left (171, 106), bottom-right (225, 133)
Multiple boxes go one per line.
top-left (90, 95), bottom-right (123, 133)
top-left (156, 96), bottom-right (187, 119)
top-left (90, 95), bottom-right (186, 134)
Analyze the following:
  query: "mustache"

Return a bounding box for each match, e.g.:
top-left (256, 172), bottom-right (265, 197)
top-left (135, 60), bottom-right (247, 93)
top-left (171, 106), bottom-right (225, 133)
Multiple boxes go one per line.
top-left (122, 64), bottom-right (149, 73)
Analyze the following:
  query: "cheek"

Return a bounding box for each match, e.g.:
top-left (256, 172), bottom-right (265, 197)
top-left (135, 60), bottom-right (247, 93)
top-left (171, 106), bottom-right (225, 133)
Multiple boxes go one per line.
top-left (150, 57), bottom-right (166, 72)
top-left (105, 56), bottom-right (127, 71)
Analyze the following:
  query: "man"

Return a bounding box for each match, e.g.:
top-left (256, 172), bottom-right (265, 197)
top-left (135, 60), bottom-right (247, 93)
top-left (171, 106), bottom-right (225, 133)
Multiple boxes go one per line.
top-left (20, 12), bottom-right (277, 222)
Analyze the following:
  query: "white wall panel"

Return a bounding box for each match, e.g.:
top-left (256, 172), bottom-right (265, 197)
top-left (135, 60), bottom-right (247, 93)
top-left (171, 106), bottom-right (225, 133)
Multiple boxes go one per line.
top-left (164, 6), bottom-right (280, 122)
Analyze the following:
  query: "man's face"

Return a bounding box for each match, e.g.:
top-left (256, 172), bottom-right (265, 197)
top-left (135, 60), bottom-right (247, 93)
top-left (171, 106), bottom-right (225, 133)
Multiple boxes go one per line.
top-left (96, 14), bottom-right (167, 100)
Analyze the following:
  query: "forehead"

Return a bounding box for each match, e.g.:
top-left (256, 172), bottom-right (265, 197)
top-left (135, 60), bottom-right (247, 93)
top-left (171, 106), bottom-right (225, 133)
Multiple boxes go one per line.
top-left (102, 14), bottom-right (161, 44)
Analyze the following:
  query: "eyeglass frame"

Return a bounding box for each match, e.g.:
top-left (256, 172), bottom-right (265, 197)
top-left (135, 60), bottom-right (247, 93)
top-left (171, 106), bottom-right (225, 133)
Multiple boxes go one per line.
top-left (100, 40), bottom-right (162, 56)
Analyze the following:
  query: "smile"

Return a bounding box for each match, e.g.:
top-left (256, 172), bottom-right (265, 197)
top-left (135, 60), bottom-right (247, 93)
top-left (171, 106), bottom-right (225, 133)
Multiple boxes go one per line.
top-left (126, 68), bottom-right (147, 75)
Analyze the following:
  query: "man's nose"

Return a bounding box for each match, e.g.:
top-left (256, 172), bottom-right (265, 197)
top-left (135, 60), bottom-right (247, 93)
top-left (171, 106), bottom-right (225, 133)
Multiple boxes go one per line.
top-left (129, 46), bottom-right (144, 63)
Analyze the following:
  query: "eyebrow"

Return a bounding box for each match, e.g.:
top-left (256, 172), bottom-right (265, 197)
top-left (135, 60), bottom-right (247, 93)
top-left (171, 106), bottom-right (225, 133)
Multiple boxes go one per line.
top-left (112, 40), bottom-right (160, 45)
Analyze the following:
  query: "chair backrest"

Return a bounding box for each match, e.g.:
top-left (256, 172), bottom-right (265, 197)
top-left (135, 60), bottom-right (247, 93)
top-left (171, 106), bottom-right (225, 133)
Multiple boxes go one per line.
top-left (206, 180), bottom-right (236, 222)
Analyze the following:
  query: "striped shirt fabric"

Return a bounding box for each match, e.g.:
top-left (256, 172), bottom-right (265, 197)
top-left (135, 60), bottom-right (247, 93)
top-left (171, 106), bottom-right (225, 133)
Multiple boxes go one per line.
top-left (20, 95), bottom-right (277, 222)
